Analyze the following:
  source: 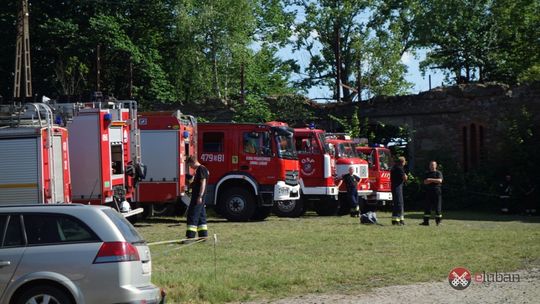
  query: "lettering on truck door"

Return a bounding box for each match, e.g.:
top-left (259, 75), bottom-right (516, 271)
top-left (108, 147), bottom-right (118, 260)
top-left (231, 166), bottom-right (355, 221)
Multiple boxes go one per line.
top-left (240, 131), bottom-right (272, 181)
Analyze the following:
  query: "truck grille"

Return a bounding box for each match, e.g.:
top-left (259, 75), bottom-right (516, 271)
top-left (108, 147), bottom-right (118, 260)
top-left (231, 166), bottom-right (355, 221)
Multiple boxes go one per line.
top-left (285, 170), bottom-right (299, 186)
top-left (359, 164), bottom-right (369, 178)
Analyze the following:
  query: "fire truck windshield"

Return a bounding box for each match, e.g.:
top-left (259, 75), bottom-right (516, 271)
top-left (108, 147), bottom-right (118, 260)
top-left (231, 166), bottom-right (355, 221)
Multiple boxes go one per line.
top-left (378, 149), bottom-right (391, 170)
top-left (336, 142), bottom-right (358, 158)
top-left (273, 127), bottom-right (297, 159)
top-left (318, 133), bottom-right (331, 154)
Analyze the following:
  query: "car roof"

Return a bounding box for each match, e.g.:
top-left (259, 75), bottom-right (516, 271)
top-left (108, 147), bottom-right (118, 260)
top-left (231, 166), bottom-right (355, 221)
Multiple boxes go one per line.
top-left (0, 203), bottom-right (109, 211)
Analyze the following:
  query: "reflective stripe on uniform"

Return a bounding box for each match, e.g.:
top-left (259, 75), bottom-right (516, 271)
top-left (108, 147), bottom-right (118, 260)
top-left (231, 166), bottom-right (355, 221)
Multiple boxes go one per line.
top-left (197, 225), bottom-right (208, 231)
top-left (423, 214), bottom-right (431, 218)
top-left (392, 217), bottom-right (401, 221)
top-left (435, 214), bottom-right (442, 218)
top-left (187, 225), bottom-right (197, 232)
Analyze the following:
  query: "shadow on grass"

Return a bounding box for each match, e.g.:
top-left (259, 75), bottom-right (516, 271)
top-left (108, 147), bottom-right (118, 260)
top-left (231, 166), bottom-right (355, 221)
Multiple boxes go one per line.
top-left (404, 210), bottom-right (540, 223)
top-left (135, 217), bottom-right (229, 227)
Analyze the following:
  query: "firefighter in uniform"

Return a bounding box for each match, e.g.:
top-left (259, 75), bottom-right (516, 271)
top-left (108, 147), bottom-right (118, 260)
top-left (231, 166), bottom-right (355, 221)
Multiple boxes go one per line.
top-left (390, 156), bottom-right (407, 225)
top-left (337, 166), bottom-right (361, 217)
top-left (185, 156), bottom-right (209, 240)
top-left (420, 160), bottom-right (444, 226)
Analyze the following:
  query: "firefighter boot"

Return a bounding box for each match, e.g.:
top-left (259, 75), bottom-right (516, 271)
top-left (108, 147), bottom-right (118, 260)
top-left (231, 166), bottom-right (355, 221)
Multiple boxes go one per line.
top-left (435, 217), bottom-right (442, 226)
top-left (350, 206), bottom-right (360, 217)
top-left (419, 217), bottom-right (429, 226)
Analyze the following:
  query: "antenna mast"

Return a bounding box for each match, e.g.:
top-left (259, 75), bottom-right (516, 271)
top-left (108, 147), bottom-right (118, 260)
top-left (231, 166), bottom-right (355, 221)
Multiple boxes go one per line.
top-left (13, 0), bottom-right (32, 100)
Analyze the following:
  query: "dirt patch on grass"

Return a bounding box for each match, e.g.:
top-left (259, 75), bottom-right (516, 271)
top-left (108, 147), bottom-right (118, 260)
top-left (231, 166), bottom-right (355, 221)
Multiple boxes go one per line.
top-left (243, 268), bottom-right (540, 304)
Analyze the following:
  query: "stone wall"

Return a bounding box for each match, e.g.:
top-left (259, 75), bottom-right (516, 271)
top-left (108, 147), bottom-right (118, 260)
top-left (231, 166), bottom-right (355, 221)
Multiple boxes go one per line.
top-left (317, 83), bottom-right (540, 172)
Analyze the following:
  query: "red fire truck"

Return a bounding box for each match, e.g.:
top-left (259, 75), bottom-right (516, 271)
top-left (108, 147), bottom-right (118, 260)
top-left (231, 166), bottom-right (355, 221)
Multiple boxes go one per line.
top-left (197, 122), bottom-right (300, 221)
top-left (136, 111), bottom-right (197, 216)
top-left (52, 98), bottom-right (142, 216)
top-left (275, 127), bottom-right (339, 217)
top-left (0, 103), bottom-right (71, 205)
top-left (356, 144), bottom-right (393, 205)
top-left (326, 136), bottom-right (371, 214)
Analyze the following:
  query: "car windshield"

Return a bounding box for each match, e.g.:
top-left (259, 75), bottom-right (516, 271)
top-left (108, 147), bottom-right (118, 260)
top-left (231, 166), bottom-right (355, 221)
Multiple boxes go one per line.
top-left (378, 149), bottom-right (392, 171)
top-left (102, 208), bottom-right (145, 244)
top-left (336, 142), bottom-right (358, 158)
top-left (273, 127), bottom-right (297, 159)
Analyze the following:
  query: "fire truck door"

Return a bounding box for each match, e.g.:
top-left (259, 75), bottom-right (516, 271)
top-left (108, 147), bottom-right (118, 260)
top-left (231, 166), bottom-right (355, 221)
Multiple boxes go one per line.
top-left (240, 131), bottom-right (272, 178)
top-left (52, 135), bottom-right (64, 203)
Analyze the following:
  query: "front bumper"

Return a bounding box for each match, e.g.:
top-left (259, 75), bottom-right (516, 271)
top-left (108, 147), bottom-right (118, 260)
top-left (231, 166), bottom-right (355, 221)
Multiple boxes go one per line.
top-left (273, 181), bottom-right (300, 201)
top-left (368, 191), bottom-right (392, 201)
top-left (357, 190), bottom-right (373, 198)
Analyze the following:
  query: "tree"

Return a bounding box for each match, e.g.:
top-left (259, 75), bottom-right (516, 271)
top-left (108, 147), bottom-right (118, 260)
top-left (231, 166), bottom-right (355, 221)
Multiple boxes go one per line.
top-left (290, 0), bottom-right (412, 102)
top-left (411, 0), bottom-right (540, 85)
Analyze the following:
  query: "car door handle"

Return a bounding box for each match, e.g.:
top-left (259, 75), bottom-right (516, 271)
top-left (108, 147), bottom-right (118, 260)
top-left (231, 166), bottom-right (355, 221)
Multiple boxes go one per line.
top-left (0, 261), bottom-right (11, 267)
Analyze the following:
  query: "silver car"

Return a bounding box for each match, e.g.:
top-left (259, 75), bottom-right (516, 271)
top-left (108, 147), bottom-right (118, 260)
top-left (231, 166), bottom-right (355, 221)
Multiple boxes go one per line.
top-left (0, 204), bottom-right (163, 304)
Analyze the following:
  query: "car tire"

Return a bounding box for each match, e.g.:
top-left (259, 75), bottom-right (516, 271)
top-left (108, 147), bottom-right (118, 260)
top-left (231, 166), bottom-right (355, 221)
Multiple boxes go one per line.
top-left (15, 284), bottom-right (72, 304)
top-left (251, 206), bottom-right (272, 221)
top-left (273, 199), bottom-right (305, 218)
top-left (220, 187), bottom-right (256, 221)
top-left (313, 198), bottom-right (339, 216)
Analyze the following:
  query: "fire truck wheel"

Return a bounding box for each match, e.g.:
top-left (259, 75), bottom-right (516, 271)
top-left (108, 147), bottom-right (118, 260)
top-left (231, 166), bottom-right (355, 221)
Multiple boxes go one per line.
top-left (313, 199), bottom-right (339, 216)
top-left (251, 206), bottom-right (272, 221)
top-left (220, 187), bottom-right (256, 222)
top-left (273, 199), bottom-right (305, 218)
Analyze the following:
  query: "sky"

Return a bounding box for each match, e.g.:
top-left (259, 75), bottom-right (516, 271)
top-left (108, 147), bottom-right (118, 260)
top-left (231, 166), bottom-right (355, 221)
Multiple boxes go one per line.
top-left (278, 4), bottom-right (447, 101)
top-left (278, 46), bottom-right (446, 101)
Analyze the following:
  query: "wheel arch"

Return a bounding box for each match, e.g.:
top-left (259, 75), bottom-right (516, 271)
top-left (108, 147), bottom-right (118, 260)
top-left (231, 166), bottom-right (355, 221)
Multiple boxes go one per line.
top-left (215, 173), bottom-right (258, 203)
top-left (8, 276), bottom-right (80, 304)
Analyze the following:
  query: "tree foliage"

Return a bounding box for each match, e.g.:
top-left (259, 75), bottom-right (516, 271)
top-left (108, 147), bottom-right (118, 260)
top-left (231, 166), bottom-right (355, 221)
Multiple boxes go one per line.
top-left (0, 0), bottom-right (538, 106)
top-left (408, 0), bottom-right (540, 84)
top-left (290, 0), bottom-right (412, 101)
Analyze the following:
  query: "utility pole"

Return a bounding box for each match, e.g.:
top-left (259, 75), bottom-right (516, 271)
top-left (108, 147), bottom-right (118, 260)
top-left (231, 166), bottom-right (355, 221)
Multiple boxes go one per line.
top-left (96, 44), bottom-right (101, 91)
top-left (240, 62), bottom-right (245, 104)
top-left (13, 0), bottom-right (32, 100)
top-left (129, 56), bottom-right (133, 99)
top-left (334, 22), bottom-right (341, 103)
top-left (356, 58), bottom-right (362, 102)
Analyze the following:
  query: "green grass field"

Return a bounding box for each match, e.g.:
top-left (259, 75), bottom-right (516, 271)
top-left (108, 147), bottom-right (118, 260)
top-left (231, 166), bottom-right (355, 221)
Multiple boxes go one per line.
top-left (135, 211), bottom-right (540, 303)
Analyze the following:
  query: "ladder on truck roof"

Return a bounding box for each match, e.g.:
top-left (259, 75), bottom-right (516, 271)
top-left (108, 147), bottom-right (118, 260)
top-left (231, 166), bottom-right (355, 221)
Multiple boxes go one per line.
top-left (0, 103), bottom-right (54, 129)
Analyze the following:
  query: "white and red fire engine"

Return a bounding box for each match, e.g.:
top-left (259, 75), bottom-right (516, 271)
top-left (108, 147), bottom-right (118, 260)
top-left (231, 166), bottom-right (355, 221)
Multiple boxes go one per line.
top-left (326, 135), bottom-right (371, 214)
top-left (197, 122), bottom-right (300, 221)
top-left (356, 144), bottom-right (393, 205)
top-left (136, 111), bottom-right (197, 216)
top-left (273, 127), bottom-right (339, 217)
top-left (0, 103), bottom-right (71, 205)
top-left (52, 97), bottom-right (142, 216)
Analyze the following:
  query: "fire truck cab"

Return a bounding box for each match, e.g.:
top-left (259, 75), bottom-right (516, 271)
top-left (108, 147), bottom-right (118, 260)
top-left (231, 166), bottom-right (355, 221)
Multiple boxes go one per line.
top-left (136, 111), bottom-right (197, 216)
top-left (326, 136), bottom-right (371, 215)
top-left (356, 145), bottom-right (393, 205)
top-left (0, 103), bottom-right (71, 205)
top-left (278, 127), bottom-right (338, 217)
top-left (198, 122), bottom-right (300, 221)
top-left (52, 99), bottom-right (142, 217)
